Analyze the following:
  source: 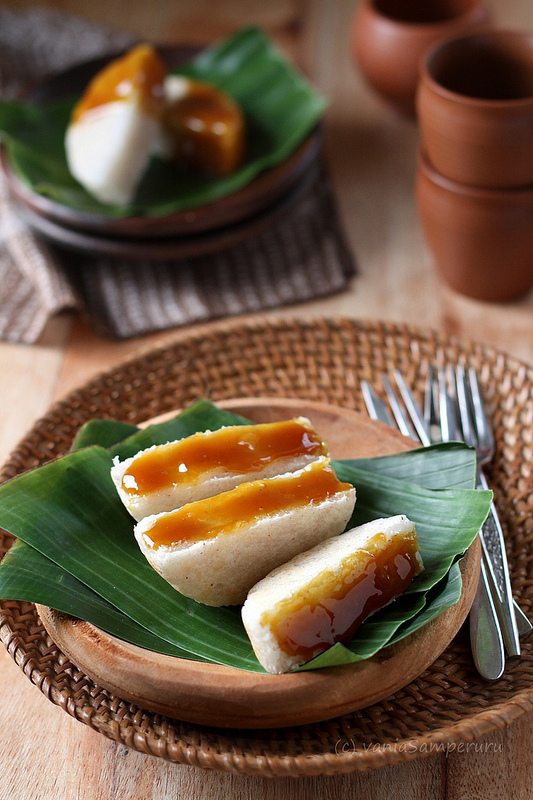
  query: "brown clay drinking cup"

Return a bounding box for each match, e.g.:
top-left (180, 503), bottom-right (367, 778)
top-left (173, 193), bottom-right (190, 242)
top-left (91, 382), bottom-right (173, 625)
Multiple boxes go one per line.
top-left (418, 30), bottom-right (533, 188)
top-left (416, 149), bottom-right (533, 302)
top-left (351, 0), bottom-right (489, 116)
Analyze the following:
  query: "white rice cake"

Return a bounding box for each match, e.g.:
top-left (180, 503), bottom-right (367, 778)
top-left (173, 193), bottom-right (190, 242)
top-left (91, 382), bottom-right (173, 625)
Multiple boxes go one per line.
top-left (65, 45), bottom-right (166, 206)
top-left (134, 457), bottom-right (355, 606)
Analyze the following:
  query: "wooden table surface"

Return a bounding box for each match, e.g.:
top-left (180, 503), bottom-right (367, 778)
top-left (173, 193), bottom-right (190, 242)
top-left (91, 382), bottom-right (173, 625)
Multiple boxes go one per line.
top-left (1, 0), bottom-right (533, 797)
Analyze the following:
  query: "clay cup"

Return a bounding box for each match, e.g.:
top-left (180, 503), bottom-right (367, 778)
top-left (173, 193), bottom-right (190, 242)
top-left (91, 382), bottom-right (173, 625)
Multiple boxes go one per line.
top-left (351, 0), bottom-right (489, 117)
top-left (418, 30), bottom-right (533, 188)
top-left (416, 150), bottom-right (533, 302)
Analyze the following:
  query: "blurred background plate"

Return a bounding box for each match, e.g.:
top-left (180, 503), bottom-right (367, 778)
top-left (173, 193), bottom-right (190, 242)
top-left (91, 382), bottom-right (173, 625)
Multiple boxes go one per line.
top-left (0, 44), bottom-right (322, 239)
top-left (11, 158), bottom-right (319, 260)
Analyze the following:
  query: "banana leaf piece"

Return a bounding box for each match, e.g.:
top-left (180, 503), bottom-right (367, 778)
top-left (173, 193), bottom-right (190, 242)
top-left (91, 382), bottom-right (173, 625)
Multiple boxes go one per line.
top-left (71, 399), bottom-right (250, 457)
top-left (1, 539), bottom-right (199, 659)
top-left (335, 442), bottom-right (477, 490)
top-left (71, 419), bottom-right (139, 452)
top-left (0, 27), bottom-right (326, 217)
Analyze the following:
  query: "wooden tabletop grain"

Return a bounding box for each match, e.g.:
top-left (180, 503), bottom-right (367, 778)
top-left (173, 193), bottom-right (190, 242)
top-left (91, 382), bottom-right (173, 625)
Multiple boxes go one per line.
top-left (1, 0), bottom-right (533, 797)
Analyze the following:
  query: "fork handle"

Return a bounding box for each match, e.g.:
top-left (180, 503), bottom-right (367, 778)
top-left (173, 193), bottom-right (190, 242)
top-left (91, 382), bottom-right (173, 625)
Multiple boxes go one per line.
top-left (476, 469), bottom-right (520, 657)
top-left (469, 559), bottom-right (505, 680)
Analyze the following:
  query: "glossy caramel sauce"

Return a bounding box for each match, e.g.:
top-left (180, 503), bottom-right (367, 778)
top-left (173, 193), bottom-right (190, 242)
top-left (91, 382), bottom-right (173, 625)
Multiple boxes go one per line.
top-left (263, 530), bottom-right (421, 662)
top-left (71, 44), bottom-right (166, 123)
top-left (140, 460), bottom-right (352, 549)
top-left (122, 418), bottom-right (328, 496)
top-left (163, 79), bottom-right (245, 176)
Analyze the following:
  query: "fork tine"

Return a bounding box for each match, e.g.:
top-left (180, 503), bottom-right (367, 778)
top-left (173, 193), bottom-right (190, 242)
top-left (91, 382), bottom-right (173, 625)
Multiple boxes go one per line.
top-left (382, 375), bottom-right (418, 440)
top-left (424, 364), bottom-right (435, 425)
top-left (437, 366), bottom-right (456, 442)
top-left (456, 362), bottom-right (478, 448)
top-left (393, 370), bottom-right (431, 446)
top-left (468, 366), bottom-right (496, 456)
top-left (361, 380), bottom-right (395, 427)
top-left (446, 364), bottom-right (464, 441)
top-left (424, 365), bottom-right (442, 443)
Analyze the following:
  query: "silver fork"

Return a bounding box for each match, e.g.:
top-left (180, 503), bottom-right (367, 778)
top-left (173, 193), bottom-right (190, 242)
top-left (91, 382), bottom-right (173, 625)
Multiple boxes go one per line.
top-left (430, 363), bottom-right (523, 658)
top-left (412, 365), bottom-right (531, 644)
top-left (362, 374), bottom-right (505, 679)
top-left (362, 368), bottom-right (531, 678)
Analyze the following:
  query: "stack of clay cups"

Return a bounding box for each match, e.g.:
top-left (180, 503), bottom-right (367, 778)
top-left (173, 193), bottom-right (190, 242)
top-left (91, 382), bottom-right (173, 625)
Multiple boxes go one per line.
top-left (416, 30), bottom-right (533, 302)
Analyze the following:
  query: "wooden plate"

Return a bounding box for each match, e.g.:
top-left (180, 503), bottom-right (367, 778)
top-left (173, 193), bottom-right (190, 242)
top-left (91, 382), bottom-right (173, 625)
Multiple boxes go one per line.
top-left (37, 397), bottom-right (481, 729)
top-left (1, 45), bottom-right (322, 239)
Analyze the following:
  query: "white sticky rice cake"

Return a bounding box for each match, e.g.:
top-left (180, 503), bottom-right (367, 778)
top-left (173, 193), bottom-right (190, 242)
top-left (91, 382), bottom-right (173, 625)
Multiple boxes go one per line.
top-left (133, 457), bottom-right (356, 606)
top-left (111, 417), bottom-right (329, 521)
top-left (241, 515), bottom-right (423, 674)
top-left (65, 44), bottom-right (167, 206)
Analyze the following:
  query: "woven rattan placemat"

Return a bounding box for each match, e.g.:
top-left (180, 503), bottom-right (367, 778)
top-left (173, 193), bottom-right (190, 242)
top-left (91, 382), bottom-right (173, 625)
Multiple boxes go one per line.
top-left (1, 317), bottom-right (532, 776)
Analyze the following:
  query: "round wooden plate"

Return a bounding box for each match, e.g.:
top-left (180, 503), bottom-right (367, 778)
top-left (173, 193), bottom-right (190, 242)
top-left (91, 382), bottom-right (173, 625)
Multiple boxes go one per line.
top-left (37, 397), bottom-right (480, 729)
top-left (1, 45), bottom-right (322, 239)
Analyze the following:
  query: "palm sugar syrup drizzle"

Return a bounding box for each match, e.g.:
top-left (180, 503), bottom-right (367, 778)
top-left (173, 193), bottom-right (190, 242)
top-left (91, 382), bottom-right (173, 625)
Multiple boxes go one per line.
top-left (140, 460), bottom-right (351, 549)
top-left (163, 80), bottom-right (245, 176)
top-left (122, 419), bottom-right (328, 496)
top-left (264, 531), bottom-right (421, 662)
top-left (71, 44), bottom-right (166, 122)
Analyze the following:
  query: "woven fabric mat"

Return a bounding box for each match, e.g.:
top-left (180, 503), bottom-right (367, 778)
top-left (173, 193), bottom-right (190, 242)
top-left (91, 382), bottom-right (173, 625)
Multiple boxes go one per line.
top-left (0, 8), bottom-right (355, 343)
top-left (1, 317), bottom-right (532, 776)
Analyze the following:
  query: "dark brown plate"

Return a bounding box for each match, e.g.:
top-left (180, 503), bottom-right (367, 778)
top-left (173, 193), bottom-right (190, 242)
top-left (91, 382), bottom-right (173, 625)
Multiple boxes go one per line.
top-left (12, 159), bottom-right (318, 260)
top-left (1, 45), bottom-right (322, 239)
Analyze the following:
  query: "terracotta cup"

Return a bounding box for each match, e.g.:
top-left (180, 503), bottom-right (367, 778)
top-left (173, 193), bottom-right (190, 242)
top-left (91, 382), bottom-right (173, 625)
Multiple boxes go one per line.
top-left (418, 30), bottom-right (533, 188)
top-left (351, 0), bottom-right (489, 117)
top-left (416, 149), bottom-right (533, 302)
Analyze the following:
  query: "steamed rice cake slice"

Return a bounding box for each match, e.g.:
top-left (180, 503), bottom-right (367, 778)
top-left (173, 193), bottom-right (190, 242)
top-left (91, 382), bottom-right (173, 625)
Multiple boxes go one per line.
top-left (134, 457), bottom-right (355, 606)
top-left (241, 515), bottom-right (423, 673)
top-left (111, 416), bottom-right (329, 521)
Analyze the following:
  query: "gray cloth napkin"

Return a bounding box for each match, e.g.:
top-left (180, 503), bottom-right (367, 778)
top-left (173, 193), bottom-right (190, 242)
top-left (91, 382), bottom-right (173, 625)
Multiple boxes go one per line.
top-left (0, 7), bottom-right (355, 342)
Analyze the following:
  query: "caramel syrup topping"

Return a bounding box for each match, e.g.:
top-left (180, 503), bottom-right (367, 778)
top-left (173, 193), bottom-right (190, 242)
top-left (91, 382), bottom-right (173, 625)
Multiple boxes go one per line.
top-left (263, 530), bottom-right (421, 662)
top-left (140, 460), bottom-right (352, 549)
top-left (168, 81), bottom-right (241, 132)
top-left (71, 44), bottom-right (166, 123)
top-left (163, 80), bottom-right (245, 176)
top-left (122, 418), bottom-right (328, 496)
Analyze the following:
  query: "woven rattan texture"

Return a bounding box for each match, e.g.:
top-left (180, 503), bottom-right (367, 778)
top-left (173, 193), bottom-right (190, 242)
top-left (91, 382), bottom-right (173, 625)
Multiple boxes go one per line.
top-left (1, 317), bottom-right (532, 776)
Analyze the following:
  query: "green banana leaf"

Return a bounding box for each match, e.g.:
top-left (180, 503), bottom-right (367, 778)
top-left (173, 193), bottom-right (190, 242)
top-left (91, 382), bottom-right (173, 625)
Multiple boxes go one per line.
top-left (71, 399), bottom-right (251, 457)
top-left (71, 419), bottom-right (140, 451)
top-left (336, 443), bottom-right (477, 490)
top-left (0, 539), bottom-right (198, 659)
top-left (0, 27), bottom-right (326, 217)
top-left (0, 401), bottom-right (491, 673)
